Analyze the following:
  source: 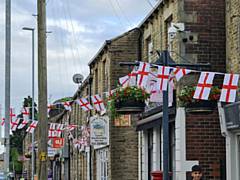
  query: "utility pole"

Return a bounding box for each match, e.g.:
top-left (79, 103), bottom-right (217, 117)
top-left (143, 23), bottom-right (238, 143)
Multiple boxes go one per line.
top-left (37, 0), bottom-right (48, 179)
top-left (4, 0), bottom-right (11, 175)
top-left (22, 27), bottom-right (35, 180)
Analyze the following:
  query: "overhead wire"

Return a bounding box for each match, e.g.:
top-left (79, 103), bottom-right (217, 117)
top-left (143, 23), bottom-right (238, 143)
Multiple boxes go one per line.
top-left (65, 0), bottom-right (85, 75)
top-left (49, 0), bottom-right (71, 98)
top-left (114, 0), bottom-right (133, 27)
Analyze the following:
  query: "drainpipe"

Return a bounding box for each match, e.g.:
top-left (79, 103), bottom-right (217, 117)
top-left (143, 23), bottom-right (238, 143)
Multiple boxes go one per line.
top-left (88, 72), bottom-right (93, 180)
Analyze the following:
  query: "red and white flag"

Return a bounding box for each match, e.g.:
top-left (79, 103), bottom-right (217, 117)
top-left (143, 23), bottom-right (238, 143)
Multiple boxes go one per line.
top-left (65, 124), bottom-right (78, 131)
top-left (220, 73), bottom-right (239, 102)
top-left (173, 67), bottom-right (191, 81)
top-left (62, 101), bottom-right (72, 111)
top-left (91, 95), bottom-right (106, 112)
top-left (17, 119), bottom-right (29, 129)
top-left (73, 139), bottom-right (81, 149)
top-left (119, 69), bottom-right (137, 87)
top-left (11, 118), bottom-right (20, 131)
top-left (56, 123), bottom-right (64, 137)
top-left (1, 118), bottom-right (5, 126)
top-left (137, 62), bottom-right (150, 88)
top-left (22, 107), bottom-right (30, 121)
top-left (26, 120), bottom-right (38, 133)
top-left (9, 108), bottom-right (16, 122)
top-left (156, 66), bottom-right (171, 91)
top-left (76, 98), bottom-right (93, 111)
top-left (48, 123), bottom-right (57, 138)
top-left (193, 72), bottom-right (215, 100)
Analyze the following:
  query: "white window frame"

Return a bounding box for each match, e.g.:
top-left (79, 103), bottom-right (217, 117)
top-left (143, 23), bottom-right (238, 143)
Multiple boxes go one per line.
top-left (97, 148), bottom-right (109, 180)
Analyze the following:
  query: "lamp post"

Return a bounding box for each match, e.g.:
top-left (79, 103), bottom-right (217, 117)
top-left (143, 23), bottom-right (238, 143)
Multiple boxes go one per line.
top-left (22, 27), bottom-right (35, 180)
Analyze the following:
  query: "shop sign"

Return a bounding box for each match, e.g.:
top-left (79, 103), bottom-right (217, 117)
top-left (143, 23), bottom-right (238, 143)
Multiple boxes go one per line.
top-left (90, 116), bottom-right (109, 146)
top-left (52, 138), bottom-right (64, 148)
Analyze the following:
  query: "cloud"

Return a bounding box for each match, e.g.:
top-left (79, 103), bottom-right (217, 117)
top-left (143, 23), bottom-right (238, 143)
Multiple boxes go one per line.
top-left (0, 0), bottom-right (153, 115)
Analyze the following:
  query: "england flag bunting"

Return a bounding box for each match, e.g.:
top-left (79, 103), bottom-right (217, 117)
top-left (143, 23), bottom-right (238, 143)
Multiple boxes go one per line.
top-left (10, 108), bottom-right (16, 122)
top-left (56, 123), bottom-right (64, 137)
top-left (21, 107), bottom-right (30, 121)
top-left (173, 67), bottom-right (191, 81)
top-left (26, 120), bottom-right (38, 133)
top-left (75, 98), bottom-right (93, 111)
top-left (119, 69), bottom-right (137, 87)
top-left (11, 118), bottom-right (20, 131)
top-left (48, 123), bottom-right (57, 138)
top-left (62, 101), bottom-right (72, 111)
top-left (91, 95), bottom-right (106, 112)
top-left (17, 119), bottom-right (29, 129)
top-left (220, 73), bottom-right (239, 102)
top-left (1, 118), bottom-right (5, 126)
top-left (65, 124), bottom-right (78, 131)
top-left (156, 66), bottom-right (171, 91)
top-left (73, 139), bottom-right (81, 149)
top-left (137, 62), bottom-right (150, 88)
top-left (193, 72), bottom-right (215, 100)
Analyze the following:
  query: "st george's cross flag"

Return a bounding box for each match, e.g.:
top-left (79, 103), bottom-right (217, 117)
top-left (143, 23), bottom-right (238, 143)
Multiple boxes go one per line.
top-left (11, 118), bottom-right (20, 131)
top-left (62, 101), bottom-right (72, 111)
top-left (172, 67), bottom-right (191, 81)
top-left (193, 72), bottom-right (215, 100)
top-left (91, 95), bottom-right (106, 112)
top-left (48, 123), bottom-right (57, 138)
top-left (56, 123), bottom-right (64, 137)
top-left (26, 120), bottom-right (38, 133)
top-left (75, 98), bottom-right (93, 111)
top-left (21, 107), bottom-right (30, 121)
top-left (119, 69), bottom-right (137, 87)
top-left (220, 73), bottom-right (239, 102)
top-left (156, 66), bottom-right (171, 91)
top-left (137, 62), bottom-right (150, 88)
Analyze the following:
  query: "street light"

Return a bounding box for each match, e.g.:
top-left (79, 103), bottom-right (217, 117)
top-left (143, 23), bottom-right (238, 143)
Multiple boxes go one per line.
top-left (22, 27), bottom-right (35, 180)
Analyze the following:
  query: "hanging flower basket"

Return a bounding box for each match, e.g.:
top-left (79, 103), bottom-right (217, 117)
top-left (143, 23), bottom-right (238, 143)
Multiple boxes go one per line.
top-left (178, 86), bottom-right (220, 112)
top-left (109, 86), bottom-right (150, 118)
top-left (115, 99), bottom-right (146, 114)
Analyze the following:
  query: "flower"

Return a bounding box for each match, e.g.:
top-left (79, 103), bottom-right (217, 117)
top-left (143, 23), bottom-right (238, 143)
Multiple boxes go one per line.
top-left (108, 86), bottom-right (150, 119)
top-left (178, 85), bottom-right (221, 106)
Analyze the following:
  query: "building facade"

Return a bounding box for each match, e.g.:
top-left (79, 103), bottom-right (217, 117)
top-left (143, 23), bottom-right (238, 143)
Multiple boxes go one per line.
top-left (217, 0), bottom-right (240, 179)
top-left (137, 0), bottom-right (226, 179)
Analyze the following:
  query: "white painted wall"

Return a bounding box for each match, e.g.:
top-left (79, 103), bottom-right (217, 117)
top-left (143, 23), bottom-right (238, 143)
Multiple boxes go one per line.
top-left (175, 108), bottom-right (198, 180)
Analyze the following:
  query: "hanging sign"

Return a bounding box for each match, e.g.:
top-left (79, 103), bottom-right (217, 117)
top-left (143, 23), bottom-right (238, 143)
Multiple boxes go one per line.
top-left (52, 138), bottom-right (64, 148)
top-left (90, 116), bottom-right (109, 146)
top-left (114, 115), bottom-right (131, 127)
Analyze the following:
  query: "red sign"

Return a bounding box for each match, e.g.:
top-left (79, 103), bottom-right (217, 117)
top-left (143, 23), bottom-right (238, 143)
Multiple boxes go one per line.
top-left (52, 138), bottom-right (64, 148)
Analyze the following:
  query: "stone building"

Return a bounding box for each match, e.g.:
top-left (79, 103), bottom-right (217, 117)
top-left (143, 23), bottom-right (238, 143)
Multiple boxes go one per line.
top-left (217, 0), bottom-right (240, 179)
top-left (52, 28), bottom-right (141, 180)
top-left (136, 0), bottom-right (226, 179)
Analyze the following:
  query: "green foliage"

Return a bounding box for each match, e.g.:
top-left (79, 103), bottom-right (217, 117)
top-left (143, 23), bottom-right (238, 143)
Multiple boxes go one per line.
top-left (10, 148), bottom-right (22, 173)
top-left (108, 86), bottom-right (150, 119)
top-left (53, 97), bottom-right (73, 103)
top-left (178, 85), bottom-right (221, 106)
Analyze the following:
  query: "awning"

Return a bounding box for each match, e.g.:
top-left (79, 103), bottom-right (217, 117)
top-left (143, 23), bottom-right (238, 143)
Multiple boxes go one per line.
top-left (136, 107), bottom-right (176, 131)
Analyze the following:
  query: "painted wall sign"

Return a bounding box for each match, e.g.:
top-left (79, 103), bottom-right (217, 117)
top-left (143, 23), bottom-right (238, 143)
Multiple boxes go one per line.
top-left (90, 116), bottom-right (109, 146)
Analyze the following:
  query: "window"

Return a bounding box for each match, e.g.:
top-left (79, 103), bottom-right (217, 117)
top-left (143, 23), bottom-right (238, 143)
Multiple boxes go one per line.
top-left (97, 148), bottom-right (109, 180)
top-left (165, 16), bottom-right (173, 51)
top-left (94, 68), bottom-right (98, 94)
top-left (146, 36), bottom-right (153, 62)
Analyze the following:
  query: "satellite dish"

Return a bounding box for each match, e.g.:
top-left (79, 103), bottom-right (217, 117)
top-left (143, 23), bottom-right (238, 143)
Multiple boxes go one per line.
top-left (73, 74), bottom-right (84, 84)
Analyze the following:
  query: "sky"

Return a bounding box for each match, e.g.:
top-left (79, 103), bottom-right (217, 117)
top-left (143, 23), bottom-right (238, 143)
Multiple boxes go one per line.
top-left (0, 0), bottom-right (157, 121)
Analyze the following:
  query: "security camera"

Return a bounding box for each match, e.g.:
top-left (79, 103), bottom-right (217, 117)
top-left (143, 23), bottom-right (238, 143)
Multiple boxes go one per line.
top-left (168, 26), bottom-right (177, 40)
